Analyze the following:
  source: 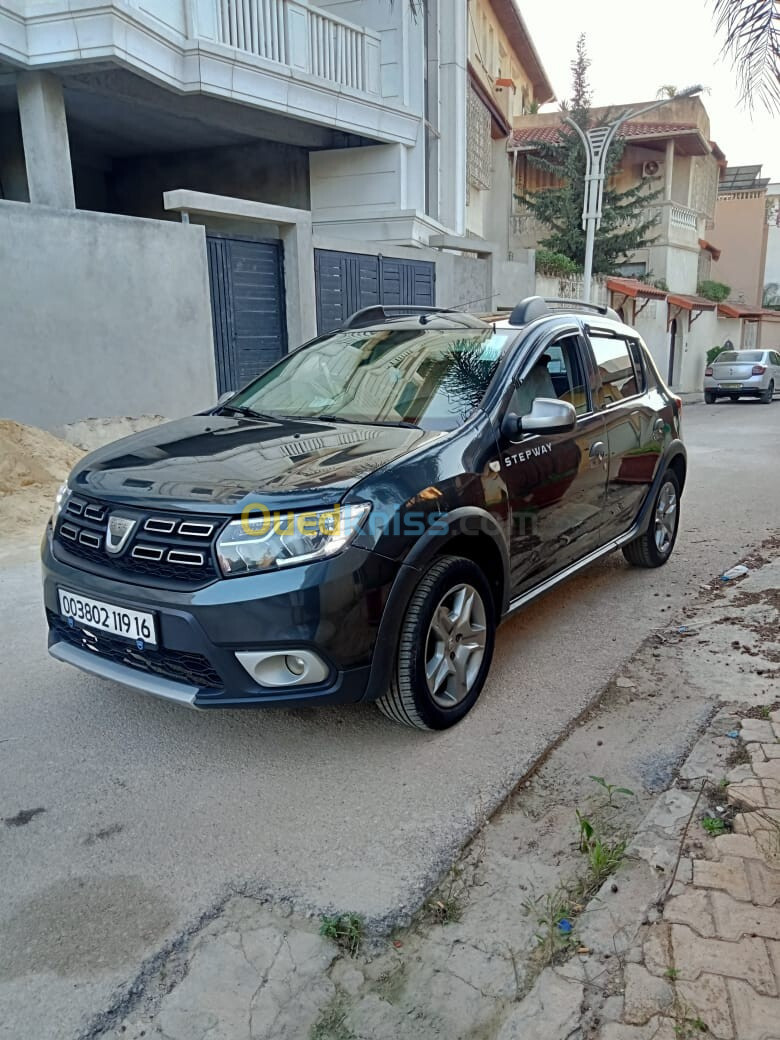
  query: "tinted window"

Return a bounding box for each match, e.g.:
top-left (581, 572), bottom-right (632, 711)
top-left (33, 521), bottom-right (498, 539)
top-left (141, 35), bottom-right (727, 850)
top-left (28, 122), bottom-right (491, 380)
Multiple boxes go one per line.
top-left (511, 335), bottom-right (590, 418)
top-left (230, 327), bottom-right (517, 432)
top-left (589, 334), bottom-right (644, 404)
top-left (718, 351), bottom-right (763, 363)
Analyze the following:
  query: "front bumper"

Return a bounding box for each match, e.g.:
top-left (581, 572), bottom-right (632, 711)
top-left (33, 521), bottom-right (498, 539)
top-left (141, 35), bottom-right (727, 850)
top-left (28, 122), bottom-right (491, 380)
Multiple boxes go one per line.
top-left (42, 529), bottom-right (400, 709)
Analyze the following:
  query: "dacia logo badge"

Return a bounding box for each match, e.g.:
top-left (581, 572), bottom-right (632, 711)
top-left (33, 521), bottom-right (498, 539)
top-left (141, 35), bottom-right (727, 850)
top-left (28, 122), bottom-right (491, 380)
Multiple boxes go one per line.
top-left (105, 514), bottom-right (136, 555)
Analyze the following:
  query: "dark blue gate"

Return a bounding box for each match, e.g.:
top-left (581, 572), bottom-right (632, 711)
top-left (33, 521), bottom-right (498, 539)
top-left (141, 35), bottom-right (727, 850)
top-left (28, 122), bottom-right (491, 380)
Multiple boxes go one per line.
top-left (206, 234), bottom-right (287, 394)
top-left (315, 249), bottom-right (435, 334)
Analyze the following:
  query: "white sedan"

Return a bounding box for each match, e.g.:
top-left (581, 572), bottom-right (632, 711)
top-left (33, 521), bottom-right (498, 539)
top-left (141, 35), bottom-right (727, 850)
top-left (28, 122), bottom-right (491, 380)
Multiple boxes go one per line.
top-left (704, 349), bottom-right (780, 404)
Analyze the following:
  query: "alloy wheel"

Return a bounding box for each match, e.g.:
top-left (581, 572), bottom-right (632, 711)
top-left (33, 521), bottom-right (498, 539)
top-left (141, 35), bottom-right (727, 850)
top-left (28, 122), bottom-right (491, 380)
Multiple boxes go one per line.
top-left (654, 481), bottom-right (677, 555)
top-left (424, 584), bottom-right (487, 707)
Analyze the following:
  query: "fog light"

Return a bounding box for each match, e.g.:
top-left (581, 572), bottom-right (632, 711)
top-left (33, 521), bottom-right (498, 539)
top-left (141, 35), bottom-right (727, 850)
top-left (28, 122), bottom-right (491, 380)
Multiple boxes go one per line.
top-left (235, 649), bottom-right (329, 688)
top-left (286, 655), bottom-right (306, 676)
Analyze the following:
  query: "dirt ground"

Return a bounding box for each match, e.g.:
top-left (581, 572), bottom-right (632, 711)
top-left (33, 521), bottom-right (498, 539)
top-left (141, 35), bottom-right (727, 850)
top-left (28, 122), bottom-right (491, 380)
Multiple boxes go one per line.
top-left (0, 416), bottom-right (165, 556)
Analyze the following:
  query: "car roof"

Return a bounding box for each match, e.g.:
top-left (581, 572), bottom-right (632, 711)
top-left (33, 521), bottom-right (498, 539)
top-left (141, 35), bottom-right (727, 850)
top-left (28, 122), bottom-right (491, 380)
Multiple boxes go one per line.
top-left (339, 298), bottom-right (640, 339)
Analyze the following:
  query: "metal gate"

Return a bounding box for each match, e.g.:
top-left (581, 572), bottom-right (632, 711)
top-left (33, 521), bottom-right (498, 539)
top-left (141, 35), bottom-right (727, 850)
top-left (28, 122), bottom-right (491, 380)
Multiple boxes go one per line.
top-left (206, 234), bottom-right (287, 394)
top-left (314, 249), bottom-right (435, 334)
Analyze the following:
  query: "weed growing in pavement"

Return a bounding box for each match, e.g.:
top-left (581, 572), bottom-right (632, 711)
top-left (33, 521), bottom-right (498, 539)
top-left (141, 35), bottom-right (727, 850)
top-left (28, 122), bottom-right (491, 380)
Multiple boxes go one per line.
top-left (589, 775), bottom-right (635, 807)
top-left (586, 835), bottom-right (627, 887)
top-left (309, 994), bottom-right (355, 1040)
top-left (725, 741), bottom-right (750, 768)
top-left (425, 864), bottom-right (468, 924)
top-left (665, 967), bottom-right (680, 980)
top-left (522, 888), bottom-right (580, 966)
top-left (701, 815), bottom-right (727, 836)
top-left (319, 914), bottom-right (364, 958)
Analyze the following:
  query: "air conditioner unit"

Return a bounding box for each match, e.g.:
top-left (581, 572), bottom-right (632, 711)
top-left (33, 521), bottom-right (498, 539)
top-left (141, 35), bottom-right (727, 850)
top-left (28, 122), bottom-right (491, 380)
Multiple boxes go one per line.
top-left (642, 160), bottom-right (663, 179)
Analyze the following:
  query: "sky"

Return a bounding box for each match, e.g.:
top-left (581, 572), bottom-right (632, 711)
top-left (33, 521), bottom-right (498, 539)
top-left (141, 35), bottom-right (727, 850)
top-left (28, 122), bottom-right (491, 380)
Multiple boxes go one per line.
top-left (522, 0), bottom-right (779, 183)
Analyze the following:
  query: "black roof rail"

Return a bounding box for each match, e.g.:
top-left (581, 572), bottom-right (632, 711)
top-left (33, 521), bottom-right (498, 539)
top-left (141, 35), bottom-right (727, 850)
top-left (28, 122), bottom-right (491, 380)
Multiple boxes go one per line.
top-left (508, 296), bottom-right (622, 326)
top-left (340, 305), bottom-right (489, 331)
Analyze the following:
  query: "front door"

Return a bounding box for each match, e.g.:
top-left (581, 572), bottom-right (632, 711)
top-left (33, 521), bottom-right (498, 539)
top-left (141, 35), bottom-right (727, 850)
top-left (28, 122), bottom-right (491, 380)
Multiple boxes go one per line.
top-left (587, 327), bottom-right (666, 535)
top-left (499, 332), bottom-right (608, 596)
top-left (206, 234), bottom-right (288, 394)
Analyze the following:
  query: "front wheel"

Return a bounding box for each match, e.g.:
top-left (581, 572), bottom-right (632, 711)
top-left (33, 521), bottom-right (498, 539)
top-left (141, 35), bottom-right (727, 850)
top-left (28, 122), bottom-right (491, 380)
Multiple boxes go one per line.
top-left (376, 555), bottom-right (496, 730)
top-left (622, 471), bottom-right (681, 569)
top-left (761, 380), bottom-right (774, 404)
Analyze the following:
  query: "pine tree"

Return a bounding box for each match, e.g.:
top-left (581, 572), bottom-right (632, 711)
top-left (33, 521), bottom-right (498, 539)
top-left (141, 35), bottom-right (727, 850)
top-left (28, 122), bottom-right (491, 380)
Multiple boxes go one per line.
top-left (518, 35), bottom-right (661, 276)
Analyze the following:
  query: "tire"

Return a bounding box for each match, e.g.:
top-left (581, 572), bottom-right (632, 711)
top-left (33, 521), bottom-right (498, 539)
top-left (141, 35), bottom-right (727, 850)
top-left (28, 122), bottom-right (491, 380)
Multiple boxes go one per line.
top-left (761, 380), bottom-right (774, 404)
top-left (376, 555), bottom-right (496, 731)
top-left (704, 390), bottom-right (716, 405)
top-left (621, 471), bottom-right (681, 569)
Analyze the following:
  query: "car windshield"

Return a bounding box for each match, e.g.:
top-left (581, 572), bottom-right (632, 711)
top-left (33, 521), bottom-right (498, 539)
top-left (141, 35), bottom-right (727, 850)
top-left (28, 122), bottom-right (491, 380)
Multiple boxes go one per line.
top-left (228, 326), bottom-right (516, 431)
top-left (717, 351), bottom-right (763, 363)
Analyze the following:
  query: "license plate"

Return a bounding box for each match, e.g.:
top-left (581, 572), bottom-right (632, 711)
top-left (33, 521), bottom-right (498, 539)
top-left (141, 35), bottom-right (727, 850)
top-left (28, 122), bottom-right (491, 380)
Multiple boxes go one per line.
top-left (58, 588), bottom-right (157, 647)
top-left (720, 382), bottom-right (741, 389)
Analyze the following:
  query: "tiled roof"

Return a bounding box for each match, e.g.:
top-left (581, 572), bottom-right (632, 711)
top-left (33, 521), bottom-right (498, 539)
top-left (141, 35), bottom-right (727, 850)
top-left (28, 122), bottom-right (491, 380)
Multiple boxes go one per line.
top-left (717, 302), bottom-right (763, 318)
top-left (606, 277), bottom-right (668, 300)
top-left (667, 293), bottom-right (717, 311)
top-left (509, 121), bottom-right (700, 149)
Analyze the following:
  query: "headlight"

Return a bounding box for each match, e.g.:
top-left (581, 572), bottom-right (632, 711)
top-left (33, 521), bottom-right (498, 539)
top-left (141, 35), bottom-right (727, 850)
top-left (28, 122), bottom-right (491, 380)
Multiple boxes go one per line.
top-left (215, 503), bottom-right (370, 577)
top-left (52, 482), bottom-right (71, 525)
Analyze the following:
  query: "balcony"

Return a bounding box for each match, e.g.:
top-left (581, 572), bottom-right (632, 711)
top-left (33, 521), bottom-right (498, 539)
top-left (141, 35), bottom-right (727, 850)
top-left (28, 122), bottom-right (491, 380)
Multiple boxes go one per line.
top-left (0, 0), bottom-right (418, 144)
top-left (197, 0), bottom-right (379, 96)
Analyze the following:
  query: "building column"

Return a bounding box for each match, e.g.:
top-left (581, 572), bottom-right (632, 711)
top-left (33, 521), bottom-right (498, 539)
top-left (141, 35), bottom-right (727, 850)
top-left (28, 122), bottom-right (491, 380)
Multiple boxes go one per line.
top-left (437, 2), bottom-right (467, 235)
top-left (17, 71), bottom-right (75, 208)
top-left (664, 140), bottom-right (674, 202)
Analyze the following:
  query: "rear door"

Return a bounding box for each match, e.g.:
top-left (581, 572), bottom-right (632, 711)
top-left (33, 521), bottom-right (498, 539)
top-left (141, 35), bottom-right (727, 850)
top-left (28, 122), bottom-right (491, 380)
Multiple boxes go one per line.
top-left (498, 329), bottom-right (608, 595)
top-left (586, 326), bottom-right (665, 535)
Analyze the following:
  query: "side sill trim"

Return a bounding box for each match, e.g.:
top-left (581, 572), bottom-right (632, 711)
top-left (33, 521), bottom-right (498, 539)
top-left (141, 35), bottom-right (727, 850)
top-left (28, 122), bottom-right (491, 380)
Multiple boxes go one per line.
top-left (48, 640), bottom-right (200, 709)
top-left (504, 525), bottom-right (638, 617)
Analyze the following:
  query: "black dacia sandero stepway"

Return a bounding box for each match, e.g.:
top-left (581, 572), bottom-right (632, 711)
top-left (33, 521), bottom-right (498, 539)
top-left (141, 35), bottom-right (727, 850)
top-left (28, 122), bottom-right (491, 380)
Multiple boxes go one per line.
top-left (42, 297), bottom-right (686, 730)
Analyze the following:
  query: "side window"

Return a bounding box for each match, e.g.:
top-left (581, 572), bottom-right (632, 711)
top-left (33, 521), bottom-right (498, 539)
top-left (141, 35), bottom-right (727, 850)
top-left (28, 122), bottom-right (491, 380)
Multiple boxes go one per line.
top-left (589, 333), bottom-right (645, 405)
top-left (510, 335), bottom-right (590, 419)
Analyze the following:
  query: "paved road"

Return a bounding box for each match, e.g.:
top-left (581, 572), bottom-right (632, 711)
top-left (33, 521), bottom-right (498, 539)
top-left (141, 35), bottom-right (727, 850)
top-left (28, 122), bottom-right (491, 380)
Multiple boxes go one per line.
top-left (1, 400), bottom-right (778, 1040)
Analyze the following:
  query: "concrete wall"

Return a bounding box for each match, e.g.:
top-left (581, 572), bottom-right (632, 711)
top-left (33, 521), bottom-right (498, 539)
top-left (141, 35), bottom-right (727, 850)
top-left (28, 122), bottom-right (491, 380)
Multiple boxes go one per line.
top-left (711, 193), bottom-right (769, 305)
top-left (0, 200), bottom-right (216, 428)
top-left (762, 185), bottom-right (779, 307)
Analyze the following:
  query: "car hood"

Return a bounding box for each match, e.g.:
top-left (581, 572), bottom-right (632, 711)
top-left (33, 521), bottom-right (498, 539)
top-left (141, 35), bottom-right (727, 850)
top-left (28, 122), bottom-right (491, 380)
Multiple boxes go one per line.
top-left (69, 414), bottom-right (437, 513)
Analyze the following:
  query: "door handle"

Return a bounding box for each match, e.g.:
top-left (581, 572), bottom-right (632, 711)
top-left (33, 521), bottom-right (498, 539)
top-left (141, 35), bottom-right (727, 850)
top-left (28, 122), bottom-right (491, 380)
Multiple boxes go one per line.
top-left (652, 418), bottom-right (665, 442)
top-left (589, 441), bottom-right (607, 467)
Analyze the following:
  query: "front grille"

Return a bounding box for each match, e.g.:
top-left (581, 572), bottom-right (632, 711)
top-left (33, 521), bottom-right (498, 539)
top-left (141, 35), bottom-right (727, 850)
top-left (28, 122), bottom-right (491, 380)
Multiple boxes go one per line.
top-left (47, 611), bottom-right (223, 690)
top-left (54, 495), bottom-right (226, 586)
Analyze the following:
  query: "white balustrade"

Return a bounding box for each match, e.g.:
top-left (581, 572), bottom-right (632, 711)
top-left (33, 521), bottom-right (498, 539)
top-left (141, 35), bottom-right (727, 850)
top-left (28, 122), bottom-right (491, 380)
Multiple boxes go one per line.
top-left (206, 0), bottom-right (379, 94)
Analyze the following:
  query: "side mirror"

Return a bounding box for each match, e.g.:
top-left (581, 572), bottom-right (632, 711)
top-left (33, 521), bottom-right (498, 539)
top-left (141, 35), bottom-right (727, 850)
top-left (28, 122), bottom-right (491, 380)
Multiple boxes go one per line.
top-left (521, 397), bottom-right (577, 434)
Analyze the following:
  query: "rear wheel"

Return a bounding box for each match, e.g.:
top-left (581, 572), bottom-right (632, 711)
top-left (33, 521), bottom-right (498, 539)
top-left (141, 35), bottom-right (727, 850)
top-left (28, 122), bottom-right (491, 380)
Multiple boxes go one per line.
top-left (761, 380), bottom-right (774, 404)
top-left (376, 555), bottom-right (496, 730)
top-left (622, 471), bottom-right (681, 569)
top-left (704, 390), bottom-right (716, 404)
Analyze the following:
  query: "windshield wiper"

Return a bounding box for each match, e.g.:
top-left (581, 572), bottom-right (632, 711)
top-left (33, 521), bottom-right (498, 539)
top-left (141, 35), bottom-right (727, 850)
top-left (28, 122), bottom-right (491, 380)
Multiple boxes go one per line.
top-left (312, 414), bottom-right (418, 429)
top-left (218, 404), bottom-right (281, 422)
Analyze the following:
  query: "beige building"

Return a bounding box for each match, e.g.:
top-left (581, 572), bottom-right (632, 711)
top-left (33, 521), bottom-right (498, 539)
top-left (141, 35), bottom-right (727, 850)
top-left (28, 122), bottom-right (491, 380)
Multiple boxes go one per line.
top-left (507, 97), bottom-right (735, 391)
top-left (465, 0), bottom-right (555, 243)
top-left (709, 165), bottom-right (770, 306)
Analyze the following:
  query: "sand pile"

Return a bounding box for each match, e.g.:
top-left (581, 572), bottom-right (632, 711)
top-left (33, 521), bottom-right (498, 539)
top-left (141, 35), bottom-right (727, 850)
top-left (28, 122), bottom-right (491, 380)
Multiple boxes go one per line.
top-left (0, 420), bottom-right (85, 547)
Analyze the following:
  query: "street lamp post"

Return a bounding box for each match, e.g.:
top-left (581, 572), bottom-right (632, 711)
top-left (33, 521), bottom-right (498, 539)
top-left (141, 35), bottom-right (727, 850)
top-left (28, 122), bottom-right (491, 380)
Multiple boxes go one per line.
top-left (563, 85), bottom-right (703, 303)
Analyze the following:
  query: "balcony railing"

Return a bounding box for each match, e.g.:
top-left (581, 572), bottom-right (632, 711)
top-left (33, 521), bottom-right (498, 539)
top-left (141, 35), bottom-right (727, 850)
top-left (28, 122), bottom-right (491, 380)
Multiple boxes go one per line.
top-left (205, 0), bottom-right (380, 94)
top-left (669, 203), bottom-right (698, 229)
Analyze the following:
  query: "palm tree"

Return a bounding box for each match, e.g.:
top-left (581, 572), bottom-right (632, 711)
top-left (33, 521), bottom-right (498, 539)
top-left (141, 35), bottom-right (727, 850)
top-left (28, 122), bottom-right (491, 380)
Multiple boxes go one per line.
top-left (763, 282), bottom-right (780, 309)
top-left (712, 0), bottom-right (780, 111)
top-left (656, 85), bottom-right (679, 98)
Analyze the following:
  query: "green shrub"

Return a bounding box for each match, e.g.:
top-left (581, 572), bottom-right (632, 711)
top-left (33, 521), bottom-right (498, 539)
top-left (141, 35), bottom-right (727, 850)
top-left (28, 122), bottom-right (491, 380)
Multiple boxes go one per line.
top-left (697, 280), bottom-right (730, 302)
top-left (535, 249), bottom-right (581, 278)
top-left (706, 345), bottom-right (726, 366)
